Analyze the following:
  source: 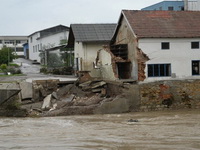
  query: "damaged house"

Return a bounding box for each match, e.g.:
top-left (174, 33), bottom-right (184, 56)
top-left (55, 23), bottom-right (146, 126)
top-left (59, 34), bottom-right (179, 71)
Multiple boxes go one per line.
top-left (67, 24), bottom-right (116, 77)
top-left (93, 10), bottom-right (200, 82)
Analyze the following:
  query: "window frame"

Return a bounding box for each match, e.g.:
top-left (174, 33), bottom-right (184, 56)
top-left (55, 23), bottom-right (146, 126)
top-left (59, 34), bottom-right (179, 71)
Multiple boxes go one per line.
top-left (161, 42), bottom-right (170, 50)
top-left (192, 60), bottom-right (200, 75)
top-left (148, 64), bottom-right (171, 77)
top-left (191, 42), bottom-right (199, 49)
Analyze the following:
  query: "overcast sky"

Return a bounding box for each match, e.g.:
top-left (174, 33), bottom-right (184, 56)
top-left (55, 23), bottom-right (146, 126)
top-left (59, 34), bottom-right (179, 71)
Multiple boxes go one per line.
top-left (0, 0), bottom-right (162, 36)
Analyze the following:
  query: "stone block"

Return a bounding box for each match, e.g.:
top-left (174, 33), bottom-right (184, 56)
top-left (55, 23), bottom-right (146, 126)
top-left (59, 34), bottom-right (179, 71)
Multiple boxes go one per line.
top-left (19, 82), bottom-right (32, 100)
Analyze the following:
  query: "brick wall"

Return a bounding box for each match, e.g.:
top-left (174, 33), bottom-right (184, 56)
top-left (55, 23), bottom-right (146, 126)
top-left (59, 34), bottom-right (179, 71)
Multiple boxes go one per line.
top-left (139, 80), bottom-right (200, 111)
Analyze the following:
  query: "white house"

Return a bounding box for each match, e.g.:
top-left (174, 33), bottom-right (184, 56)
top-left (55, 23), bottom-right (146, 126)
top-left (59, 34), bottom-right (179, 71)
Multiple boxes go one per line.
top-left (67, 24), bottom-right (116, 75)
top-left (94, 10), bottom-right (200, 82)
top-left (0, 36), bottom-right (28, 57)
top-left (28, 25), bottom-right (69, 63)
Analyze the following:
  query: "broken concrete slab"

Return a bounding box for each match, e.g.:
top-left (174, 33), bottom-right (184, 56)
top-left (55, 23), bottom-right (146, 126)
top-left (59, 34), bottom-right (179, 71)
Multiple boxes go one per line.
top-left (19, 82), bottom-right (32, 100)
top-left (91, 81), bottom-right (106, 89)
top-left (52, 91), bottom-right (58, 100)
top-left (56, 84), bottom-right (74, 99)
top-left (42, 94), bottom-right (52, 110)
top-left (92, 88), bottom-right (102, 93)
top-left (0, 83), bottom-right (21, 105)
top-left (0, 89), bottom-right (21, 105)
top-left (79, 80), bottom-right (92, 88)
top-left (21, 102), bottom-right (43, 112)
top-left (61, 94), bottom-right (75, 102)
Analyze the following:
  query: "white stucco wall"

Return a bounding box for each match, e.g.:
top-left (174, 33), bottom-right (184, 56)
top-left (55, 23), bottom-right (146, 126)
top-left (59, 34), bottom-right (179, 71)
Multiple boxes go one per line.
top-left (98, 49), bottom-right (116, 80)
top-left (138, 38), bottom-right (200, 81)
top-left (29, 31), bottom-right (68, 63)
top-left (74, 42), bottom-right (107, 71)
top-left (28, 32), bottom-right (40, 62)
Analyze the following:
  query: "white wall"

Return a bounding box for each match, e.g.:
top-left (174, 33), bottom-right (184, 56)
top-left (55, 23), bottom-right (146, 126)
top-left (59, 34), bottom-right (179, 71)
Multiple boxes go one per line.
top-left (139, 38), bottom-right (200, 81)
top-left (29, 31), bottom-right (68, 63)
top-left (29, 32), bottom-right (40, 62)
top-left (74, 42), bottom-right (106, 71)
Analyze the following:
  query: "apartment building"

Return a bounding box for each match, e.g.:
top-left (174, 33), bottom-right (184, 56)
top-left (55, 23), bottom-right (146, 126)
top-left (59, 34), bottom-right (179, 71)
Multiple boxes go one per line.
top-left (0, 36), bottom-right (28, 57)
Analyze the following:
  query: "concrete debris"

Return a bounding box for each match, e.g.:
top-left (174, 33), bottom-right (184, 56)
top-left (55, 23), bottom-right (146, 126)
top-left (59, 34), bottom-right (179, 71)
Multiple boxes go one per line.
top-left (1, 78), bottom-right (137, 117)
top-left (49, 103), bottom-right (57, 111)
top-left (56, 84), bottom-right (74, 99)
top-left (42, 94), bottom-right (52, 110)
top-left (52, 91), bottom-right (58, 100)
top-left (91, 81), bottom-right (106, 89)
top-left (0, 83), bottom-right (21, 105)
top-left (19, 82), bottom-right (32, 100)
top-left (61, 94), bottom-right (75, 102)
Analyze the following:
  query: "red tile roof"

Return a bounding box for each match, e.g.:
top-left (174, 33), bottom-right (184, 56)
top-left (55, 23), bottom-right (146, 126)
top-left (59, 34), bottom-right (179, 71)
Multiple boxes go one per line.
top-left (122, 10), bottom-right (200, 38)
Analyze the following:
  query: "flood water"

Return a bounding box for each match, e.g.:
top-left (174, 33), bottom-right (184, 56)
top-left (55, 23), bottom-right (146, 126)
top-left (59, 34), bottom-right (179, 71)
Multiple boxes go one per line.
top-left (0, 110), bottom-right (200, 150)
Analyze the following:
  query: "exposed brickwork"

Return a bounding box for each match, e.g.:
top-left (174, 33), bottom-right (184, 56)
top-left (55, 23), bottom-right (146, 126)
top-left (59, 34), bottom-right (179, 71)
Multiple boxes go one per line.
top-left (139, 80), bottom-right (200, 111)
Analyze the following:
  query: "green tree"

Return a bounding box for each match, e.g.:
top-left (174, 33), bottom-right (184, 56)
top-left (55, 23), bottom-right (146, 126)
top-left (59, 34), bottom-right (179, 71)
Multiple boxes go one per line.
top-left (0, 46), bottom-right (17, 65)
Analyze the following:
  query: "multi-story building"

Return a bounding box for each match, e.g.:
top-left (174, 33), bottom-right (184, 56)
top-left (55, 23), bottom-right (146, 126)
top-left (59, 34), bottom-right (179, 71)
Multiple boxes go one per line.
top-left (28, 25), bottom-right (69, 63)
top-left (0, 36), bottom-right (28, 57)
top-left (142, 0), bottom-right (200, 11)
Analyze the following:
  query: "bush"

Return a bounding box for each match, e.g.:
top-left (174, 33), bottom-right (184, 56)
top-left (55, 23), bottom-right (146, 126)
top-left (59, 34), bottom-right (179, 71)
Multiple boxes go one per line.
top-left (40, 67), bottom-right (48, 74)
top-left (0, 47), bottom-right (17, 65)
top-left (0, 64), bottom-right (7, 70)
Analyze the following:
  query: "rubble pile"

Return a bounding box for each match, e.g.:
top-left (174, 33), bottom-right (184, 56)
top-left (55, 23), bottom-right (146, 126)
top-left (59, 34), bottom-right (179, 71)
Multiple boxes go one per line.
top-left (21, 79), bottom-right (115, 117)
top-left (0, 76), bottom-right (134, 117)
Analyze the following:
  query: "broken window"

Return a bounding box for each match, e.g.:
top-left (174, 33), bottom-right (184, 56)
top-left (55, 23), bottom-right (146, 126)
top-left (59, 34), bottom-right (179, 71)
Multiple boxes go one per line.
top-left (161, 42), bottom-right (170, 50)
top-left (117, 62), bottom-right (131, 79)
top-left (148, 64), bottom-right (171, 77)
top-left (192, 60), bottom-right (200, 75)
top-left (110, 44), bottom-right (128, 59)
top-left (191, 42), bottom-right (199, 49)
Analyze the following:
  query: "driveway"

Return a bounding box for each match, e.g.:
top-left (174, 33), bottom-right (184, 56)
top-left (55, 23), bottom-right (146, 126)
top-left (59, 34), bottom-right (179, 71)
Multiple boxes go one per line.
top-left (0, 58), bottom-right (77, 83)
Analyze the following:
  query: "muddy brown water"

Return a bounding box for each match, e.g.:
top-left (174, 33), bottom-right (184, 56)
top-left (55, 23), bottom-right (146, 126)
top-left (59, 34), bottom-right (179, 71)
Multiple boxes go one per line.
top-left (0, 109), bottom-right (200, 150)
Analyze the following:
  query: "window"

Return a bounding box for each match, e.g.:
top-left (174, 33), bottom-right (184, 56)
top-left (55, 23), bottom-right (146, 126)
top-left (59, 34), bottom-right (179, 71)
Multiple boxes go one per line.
top-left (159, 7), bottom-right (162, 10)
top-left (192, 61), bottom-right (200, 75)
top-left (191, 42), bottom-right (199, 49)
top-left (168, 7), bottom-right (174, 11)
top-left (16, 48), bottom-right (23, 52)
top-left (33, 46), bottom-right (35, 52)
top-left (161, 42), bottom-right (170, 50)
top-left (16, 40), bottom-right (21, 44)
top-left (4, 40), bottom-right (14, 44)
top-left (148, 64), bottom-right (171, 77)
top-left (0, 40), bottom-right (2, 44)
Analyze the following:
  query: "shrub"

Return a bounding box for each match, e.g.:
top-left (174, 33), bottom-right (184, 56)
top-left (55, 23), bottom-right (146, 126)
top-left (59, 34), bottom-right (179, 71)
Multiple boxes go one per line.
top-left (40, 67), bottom-right (48, 74)
top-left (0, 64), bottom-right (7, 70)
top-left (0, 47), bottom-right (17, 64)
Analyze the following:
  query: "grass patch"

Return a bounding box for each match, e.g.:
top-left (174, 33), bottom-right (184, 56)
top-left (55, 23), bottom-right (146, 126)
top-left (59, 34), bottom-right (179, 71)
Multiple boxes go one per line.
top-left (9, 63), bottom-right (20, 67)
